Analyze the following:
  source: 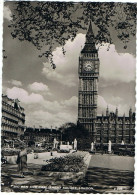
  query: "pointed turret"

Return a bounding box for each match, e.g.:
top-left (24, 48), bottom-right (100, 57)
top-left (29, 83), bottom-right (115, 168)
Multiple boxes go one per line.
top-left (81, 21), bottom-right (97, 53)
top-left (123, 113), bottom-right (125, 122)
top-left (106, 106), bottom-right (109, 117)
top-left (102, 112), bottom-right (104, 118)
top-left (129, 108), bottom-right (132, 118)
top-left (115, 107), bottom-right (118, 117)
top-left (85, 21), bottom-right (95, 44)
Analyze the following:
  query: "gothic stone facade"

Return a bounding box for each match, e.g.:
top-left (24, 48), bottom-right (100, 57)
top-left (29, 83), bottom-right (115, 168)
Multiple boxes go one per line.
top-left (96, 108), bottom-right (135, 144)
top-left (78, 22), bottom-right (99, 141)
top-left (78, 22), bottom-right (135, 144)
top-left (1, 94), bottom-right (25, 141)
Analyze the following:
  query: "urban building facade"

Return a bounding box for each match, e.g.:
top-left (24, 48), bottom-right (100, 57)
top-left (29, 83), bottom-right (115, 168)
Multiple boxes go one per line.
top-left (96, 107), bottom-right (135, 144)
top-left (24, 127), bottom-right (61, 147)
top-left (1, 94), bottom-right (25, 143)
top-left (78, 22), bottom-right (135, 144)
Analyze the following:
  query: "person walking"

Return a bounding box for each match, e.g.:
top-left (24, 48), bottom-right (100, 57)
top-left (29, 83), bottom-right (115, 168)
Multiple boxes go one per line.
top-left (16, 146), bottom-right (27, 177)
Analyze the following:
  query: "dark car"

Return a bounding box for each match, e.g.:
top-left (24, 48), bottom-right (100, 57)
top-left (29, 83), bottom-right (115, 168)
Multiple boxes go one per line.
top-left (1, 156), bottom-right (7, 164)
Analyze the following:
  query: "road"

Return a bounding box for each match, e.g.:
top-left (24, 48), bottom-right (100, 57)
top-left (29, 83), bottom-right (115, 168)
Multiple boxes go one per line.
top-left (88, 154), bottom-right (134, 171)
top-left (83, 154), bottom-right (134, 193)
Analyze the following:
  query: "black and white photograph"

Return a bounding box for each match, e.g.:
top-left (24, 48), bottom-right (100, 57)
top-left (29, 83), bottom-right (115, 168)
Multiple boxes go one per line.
top-left (1, 1), bottom-right (136, 193)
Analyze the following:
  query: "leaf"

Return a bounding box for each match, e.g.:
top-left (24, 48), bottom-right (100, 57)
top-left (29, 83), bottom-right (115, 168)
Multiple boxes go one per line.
top-left (9, 2), bottom-right (136, 68)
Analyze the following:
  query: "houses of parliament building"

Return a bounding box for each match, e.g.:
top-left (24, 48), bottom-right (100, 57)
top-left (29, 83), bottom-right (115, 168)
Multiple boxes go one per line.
top-left (78, 22), bottom-right (135, 145)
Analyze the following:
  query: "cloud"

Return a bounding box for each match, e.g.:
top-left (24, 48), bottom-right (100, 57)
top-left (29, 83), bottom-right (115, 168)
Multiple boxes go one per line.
top-left (43, 100), bottom-right (63, 113)
top-left (42, 66), bottom-right (76, 87)
top-left (97, 95), bottom-right (131, 116)
top-left (42, 36), bottom-right (135, 89)
top-left (5, 85), bottom-right (132, 128)
top-left (38, 96), bottom-right (78, 127)
top-left (6, 87), bottom-right (44, 104)
top-left (98, 43), bottom-right (136, 84)
top-left (2, 86), bottom-right (7, 94)
top-left (24, 95), bottom-right (78, 128)
top-left (42, 33), bottom-right (85, 87)
top-left (97, 95), bottom-right (116, 113)
top-left (5, 33), bottom-right (135, 127)
top-left (42, 96), bottom-right (78, 114)
top-left (4, 6), bottom-right (12, 21)
top-left (27, 109), bottom-right (77, 128)
top-left (8, 79), bottom-right (22, 87)
top-left (28, 82), bottom-right (50, 93)
top-left (61, 96), bottom-right (78, 115)
top-left (62, 96), bottom-right (78, 107)
top-left (110, 96), bottom-right (123, 105)
top-left (6, 86), bottom-right (78, 127)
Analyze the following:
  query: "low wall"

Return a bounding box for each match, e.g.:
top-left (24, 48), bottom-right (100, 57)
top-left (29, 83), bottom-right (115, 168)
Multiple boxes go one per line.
top-left (6, 155), bottom-right (17, 165)
top-left (83, 152), bottom-right (91, 175)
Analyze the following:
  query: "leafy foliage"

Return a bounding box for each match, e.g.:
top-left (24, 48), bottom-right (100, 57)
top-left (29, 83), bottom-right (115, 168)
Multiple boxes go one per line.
top-left (59, 122), bottom-right (91, 150)
top-left (41, 152), bottom-right (86, 172)
top-left (9, 2), bottom-right (136, 68)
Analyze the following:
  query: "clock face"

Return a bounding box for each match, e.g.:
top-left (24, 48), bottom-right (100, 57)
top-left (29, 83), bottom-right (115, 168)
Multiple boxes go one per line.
top-left (83, 61), bottom-right (94, 71)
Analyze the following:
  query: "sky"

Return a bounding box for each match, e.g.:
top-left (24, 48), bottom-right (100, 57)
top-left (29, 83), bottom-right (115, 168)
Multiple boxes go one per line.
top-left (2, 2), bottom-right (136, 128)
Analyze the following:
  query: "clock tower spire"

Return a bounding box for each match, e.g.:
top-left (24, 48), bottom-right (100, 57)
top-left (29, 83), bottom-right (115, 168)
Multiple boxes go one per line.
top-left (78, 21), bottom-right (99, 143)
top-left (82, 21), bottom-right (97, 53)
top-left (85, 21), bottom-right (95, 43)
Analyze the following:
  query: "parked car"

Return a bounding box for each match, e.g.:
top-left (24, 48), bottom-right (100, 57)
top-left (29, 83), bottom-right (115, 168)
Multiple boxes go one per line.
top-left (1, 156), bottom-right (7, 165)
top-left (112, 144), bottom-right (135, 156)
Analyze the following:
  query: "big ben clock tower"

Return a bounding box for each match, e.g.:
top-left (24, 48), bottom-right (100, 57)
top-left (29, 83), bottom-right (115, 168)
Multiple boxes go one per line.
top-left (78, 21), bottom-right (99, 142)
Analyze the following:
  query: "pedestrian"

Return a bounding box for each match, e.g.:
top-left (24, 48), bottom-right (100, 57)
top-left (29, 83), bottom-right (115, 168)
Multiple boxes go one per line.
top-left (101, 143), bottom-right (104, 155)
top-left (16, 146), bottom-right (27, 177)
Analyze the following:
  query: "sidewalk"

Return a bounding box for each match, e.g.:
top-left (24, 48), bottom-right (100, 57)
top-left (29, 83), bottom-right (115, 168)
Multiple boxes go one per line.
top-left (1, 151), bottom-right (92, 193)
top-left (27, 151), bottom-right (69, 165)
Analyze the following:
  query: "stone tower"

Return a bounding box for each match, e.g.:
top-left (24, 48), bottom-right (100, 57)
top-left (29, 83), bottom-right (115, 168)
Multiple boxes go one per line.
top-left (78, 21), bottom-right (100, 142)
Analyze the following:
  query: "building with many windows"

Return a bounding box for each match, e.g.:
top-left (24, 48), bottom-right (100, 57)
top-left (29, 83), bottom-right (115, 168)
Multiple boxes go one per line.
top-left (78, 21), bottom-right (99, 141)
top-left (78, 22), bottom-right (135, 145)
top-left (96, 107), bottom-right (135, 144)
top-left (24, 127), bottom-right (61, 148)
top-left (1, 94), bottom-right (25, 143)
